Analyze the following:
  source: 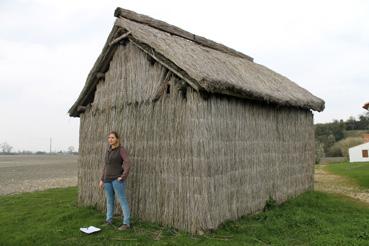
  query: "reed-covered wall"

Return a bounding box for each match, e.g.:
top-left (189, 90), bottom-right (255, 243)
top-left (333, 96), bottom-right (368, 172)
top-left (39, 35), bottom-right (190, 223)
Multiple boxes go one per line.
top-left (77, 41), bottom-right (315, 233)
top-left (188, 93), bottom-right (314, 231)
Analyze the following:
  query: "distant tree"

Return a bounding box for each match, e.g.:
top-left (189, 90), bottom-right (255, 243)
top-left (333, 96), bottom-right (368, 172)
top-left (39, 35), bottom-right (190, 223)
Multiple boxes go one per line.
top-left (330, 119), bottom-right (345, 141)
top-left (358, 113), bottom-right (369, 130)
top-left (35, 151), bottom-right (47, 155)
top-left (314, 113), bottom-right (369, 157)
top-left (67, 146), bottom-right (75, 154)
top-left (344, 113), bottom-right (369, 131)
top-left (332, 137), bottom-right (364, 158)
top-left (0, 142), bottom-right (13, 153)
top-left (327, 144), bottom-right (342, 157)
top-left (19, 150), bottom-right (32, 154)
top-left (315, 140), bottom-right (325, 164)
top-left (346, 116), bottom-right (356, 130)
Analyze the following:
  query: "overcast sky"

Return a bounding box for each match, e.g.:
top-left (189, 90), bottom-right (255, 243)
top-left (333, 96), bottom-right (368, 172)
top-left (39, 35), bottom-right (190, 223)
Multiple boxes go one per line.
top-left (1, 0), bottom-right (368, 152)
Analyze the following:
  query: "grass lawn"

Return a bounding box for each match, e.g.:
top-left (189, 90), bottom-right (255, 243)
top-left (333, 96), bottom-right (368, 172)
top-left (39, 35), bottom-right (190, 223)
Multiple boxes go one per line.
top-left (325, 161), bottom-right (369, 189)
top-left (2, 187), bottom-right (369, 245)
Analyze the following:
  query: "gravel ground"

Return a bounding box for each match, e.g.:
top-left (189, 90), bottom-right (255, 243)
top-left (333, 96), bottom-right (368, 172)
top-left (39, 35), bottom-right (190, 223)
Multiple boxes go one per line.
top-left (0, 154), bottom-right (78, 195)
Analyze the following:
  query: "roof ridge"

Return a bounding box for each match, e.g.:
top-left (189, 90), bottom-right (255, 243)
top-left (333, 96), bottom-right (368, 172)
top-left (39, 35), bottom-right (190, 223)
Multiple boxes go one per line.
top-left (114, 7), bottom-right (254, 61)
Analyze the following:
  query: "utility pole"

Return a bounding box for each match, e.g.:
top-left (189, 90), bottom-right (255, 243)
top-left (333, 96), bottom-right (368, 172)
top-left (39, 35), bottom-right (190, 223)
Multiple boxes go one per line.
top-left (50, 137), bottom-right (52, 154)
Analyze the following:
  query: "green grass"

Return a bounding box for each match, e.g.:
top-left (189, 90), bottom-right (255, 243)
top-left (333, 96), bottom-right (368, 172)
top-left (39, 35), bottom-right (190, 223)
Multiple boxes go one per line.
top-left (325, 161), bottom-right (369, 189)
top-left (2, 187), bottom-right (369, 245)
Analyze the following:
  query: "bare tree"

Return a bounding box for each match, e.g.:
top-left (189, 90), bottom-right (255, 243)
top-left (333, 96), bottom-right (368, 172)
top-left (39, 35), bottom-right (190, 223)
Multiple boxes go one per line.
top-left (67, 146), bottom-right (75, 153)
top-left (1, 142), bottom-right (13, 153)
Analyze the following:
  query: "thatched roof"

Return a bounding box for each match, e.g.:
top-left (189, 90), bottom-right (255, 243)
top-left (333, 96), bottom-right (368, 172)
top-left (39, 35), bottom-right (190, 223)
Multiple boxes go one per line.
top-left (68, 7), bottom-right (325, 117)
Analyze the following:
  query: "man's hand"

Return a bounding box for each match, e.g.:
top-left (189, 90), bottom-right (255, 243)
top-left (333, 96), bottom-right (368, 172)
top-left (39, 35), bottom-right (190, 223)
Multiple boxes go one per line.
top-left (99, 180), bottom-right (104, 189)
top-left (117, 177), bottom-right (123, 181)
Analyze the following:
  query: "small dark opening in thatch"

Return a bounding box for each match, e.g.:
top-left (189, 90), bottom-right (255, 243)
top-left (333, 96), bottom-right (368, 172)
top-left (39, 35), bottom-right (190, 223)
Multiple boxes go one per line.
top-left (147, 55), bottom-right (156, 66)
top-left (199, 88), bottom-right (210, 100)
top-left (179, 88), bottom-right (187, 99)
top-left (119, 38), bottom-right (129, 46)
top-left (166, 84), bottom-right (170, 94)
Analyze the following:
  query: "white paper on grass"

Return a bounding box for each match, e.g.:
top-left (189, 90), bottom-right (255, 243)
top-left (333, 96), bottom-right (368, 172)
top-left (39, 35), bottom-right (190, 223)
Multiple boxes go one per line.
top-left (80, 226), bottom-right (101, 234)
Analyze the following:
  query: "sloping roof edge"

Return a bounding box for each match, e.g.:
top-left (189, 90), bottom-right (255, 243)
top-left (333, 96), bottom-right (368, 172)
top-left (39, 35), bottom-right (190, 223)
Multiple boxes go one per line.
top-left (114, 7), bottom-right (254, 61)
top-left (68, 25), bottom-right (122, 117)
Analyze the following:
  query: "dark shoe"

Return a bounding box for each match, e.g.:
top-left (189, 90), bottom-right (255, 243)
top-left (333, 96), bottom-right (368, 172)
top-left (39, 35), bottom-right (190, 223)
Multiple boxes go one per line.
top-left (105, 220), bottom-right (113, 225)
top-left (118, 224), bottom-right (131, 231)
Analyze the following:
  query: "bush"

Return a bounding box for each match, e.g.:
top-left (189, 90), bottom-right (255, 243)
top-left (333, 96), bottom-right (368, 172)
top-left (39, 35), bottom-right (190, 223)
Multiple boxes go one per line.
top-left (263, 195), bottom-right (277, 211)
top-left (331, 137), bottom-right (364, 158)
top-left (327, 144), bottom-right (343, 157)
top-left (315, 140), bottom-right (325, 163)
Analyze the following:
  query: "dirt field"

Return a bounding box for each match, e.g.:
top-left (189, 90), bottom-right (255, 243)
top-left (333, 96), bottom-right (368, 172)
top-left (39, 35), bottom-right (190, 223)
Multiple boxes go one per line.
top-left (3, 155), bottom-right (369, 205)
top-left (0, 154), bottom-right (78, 195)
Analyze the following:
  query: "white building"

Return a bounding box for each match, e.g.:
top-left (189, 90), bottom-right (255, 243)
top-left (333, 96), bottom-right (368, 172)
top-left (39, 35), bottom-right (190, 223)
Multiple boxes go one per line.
top-left (349, 142), bottom-right (369, 162)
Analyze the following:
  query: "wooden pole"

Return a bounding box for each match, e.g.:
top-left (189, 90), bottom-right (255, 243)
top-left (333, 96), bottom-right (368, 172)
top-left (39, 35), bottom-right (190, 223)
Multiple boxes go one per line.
top-left (109, 31), bottom-right (132, 46)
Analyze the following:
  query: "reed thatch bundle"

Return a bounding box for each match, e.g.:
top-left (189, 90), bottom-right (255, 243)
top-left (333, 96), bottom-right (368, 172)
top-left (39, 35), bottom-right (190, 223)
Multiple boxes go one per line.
top-left (70, 7), bottom-right (324, 234)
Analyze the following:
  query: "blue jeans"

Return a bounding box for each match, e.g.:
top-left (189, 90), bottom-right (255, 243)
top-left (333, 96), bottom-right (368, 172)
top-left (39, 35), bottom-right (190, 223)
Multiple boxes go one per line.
top-left (103, 179), bottom-right (131, 225)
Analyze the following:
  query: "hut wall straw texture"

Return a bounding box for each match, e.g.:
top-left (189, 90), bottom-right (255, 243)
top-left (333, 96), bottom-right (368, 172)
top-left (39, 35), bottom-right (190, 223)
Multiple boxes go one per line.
top-left (77, 42), bottom-right (315, 234)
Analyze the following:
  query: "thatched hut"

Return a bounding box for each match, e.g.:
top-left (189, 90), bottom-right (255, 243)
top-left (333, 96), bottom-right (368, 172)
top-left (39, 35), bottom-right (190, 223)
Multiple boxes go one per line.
top-left (68, 7), bottom-right (325, 234)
